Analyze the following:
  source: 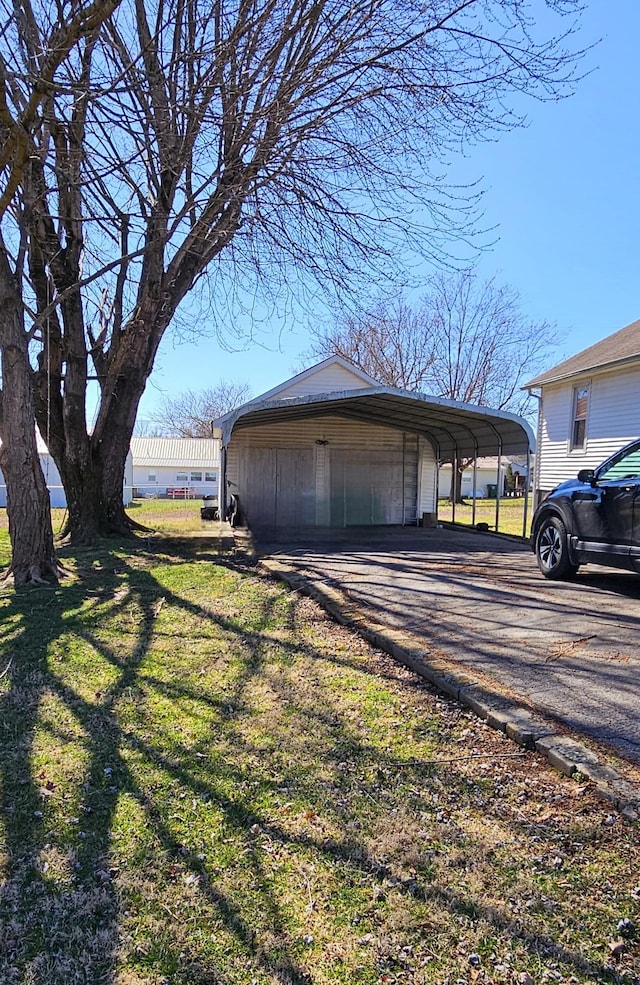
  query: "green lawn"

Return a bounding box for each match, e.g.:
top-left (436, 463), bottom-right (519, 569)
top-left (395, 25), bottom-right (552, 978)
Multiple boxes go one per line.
top-left (437, 496), bottom-right (533, 538)
top-left (0, 504), bottom-right (638, 983)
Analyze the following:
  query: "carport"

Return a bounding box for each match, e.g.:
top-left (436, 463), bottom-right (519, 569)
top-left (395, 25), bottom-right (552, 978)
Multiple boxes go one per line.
top-left (216, 387), bottom-right (535, 534)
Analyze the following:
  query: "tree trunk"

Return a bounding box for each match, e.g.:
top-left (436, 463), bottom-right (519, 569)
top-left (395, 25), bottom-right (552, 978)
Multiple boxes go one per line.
top-left (448, 464), bottom-right (465, 504)
top-left (56, 429), bottom-right (136, 542)
top-left (448, 457), bottom-right (475, 504)
top-left (51, 316), bottom-right (160, 543)
top-left (0, 252), bottom-right (60, 585)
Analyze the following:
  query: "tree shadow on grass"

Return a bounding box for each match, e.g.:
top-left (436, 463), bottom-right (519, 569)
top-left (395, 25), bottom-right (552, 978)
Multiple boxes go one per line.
top-left (0, 537), bottom-right (631, 984)
top-left (0, 539), bottom-right (327, 983)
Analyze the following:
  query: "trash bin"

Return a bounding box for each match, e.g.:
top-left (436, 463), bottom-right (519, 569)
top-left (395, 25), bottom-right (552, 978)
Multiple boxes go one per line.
top-left (200, 494), bottom-right (219, 521)
top-left (487, 483), bottom-right (497, 499)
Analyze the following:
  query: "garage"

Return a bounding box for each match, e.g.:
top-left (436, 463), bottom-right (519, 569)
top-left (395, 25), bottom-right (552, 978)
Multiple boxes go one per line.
top-left (231, 417), bottom-right (422, 528)
top-left (216, 359), bottom-right (534, 534)
top-left (237, 445), bottom-right (316, 528)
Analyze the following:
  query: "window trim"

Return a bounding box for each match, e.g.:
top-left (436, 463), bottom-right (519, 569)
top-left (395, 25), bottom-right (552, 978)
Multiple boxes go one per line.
top-left (569, 382), bottom-right (590, 453)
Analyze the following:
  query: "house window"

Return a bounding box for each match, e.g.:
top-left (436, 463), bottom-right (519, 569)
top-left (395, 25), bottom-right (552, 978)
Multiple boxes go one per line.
top-left (570, 385), bottom-right (589, 450)
top-left (147, 472), bottom-right (157, 484)
top-left (205, 471), bottom-right (216, 483)
top-left (190, 471), bottom-right (202, 482)
top-left (176, 471), bottom-right (188, 482)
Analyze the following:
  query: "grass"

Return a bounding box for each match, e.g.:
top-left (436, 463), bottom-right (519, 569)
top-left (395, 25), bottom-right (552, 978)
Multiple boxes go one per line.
top-left (126, 498), bottom-right (214, 533)
top-left (436, 497), bottom-right (533, 538)
top-left (0, 501), bottom-right (638, 984)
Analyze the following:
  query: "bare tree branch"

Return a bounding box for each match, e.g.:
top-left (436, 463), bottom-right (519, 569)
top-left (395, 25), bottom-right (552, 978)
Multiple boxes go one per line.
top-left (306, 267), bottom-right (561, 418)
top-left (146, 380), bottom-right (253, 437)
top-left (0, 0), bottom-right (586, 542)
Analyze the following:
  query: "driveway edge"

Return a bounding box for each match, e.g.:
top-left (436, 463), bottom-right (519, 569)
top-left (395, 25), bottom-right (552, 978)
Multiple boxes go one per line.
top-left (260, 555), bottom-right (640, 820)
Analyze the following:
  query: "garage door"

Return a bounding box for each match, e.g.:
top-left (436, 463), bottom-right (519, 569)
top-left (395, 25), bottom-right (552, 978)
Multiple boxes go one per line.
top-left (238, 448), bottom-right (315, 527)
top-left (330, 437), bottom-right (418, 526)
top-left (236, 432), bottom-right (418, 528)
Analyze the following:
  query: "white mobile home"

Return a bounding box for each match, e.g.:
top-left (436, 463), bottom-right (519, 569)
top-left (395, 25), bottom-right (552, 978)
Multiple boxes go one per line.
top-left (0, 434), bottom-right (133, 508)
top-left (524, 318), bottom-right (640, 505)
top-left (438, 456), bottom-right (529, 500)
top-left (130, 437), bottom-right (220, 499)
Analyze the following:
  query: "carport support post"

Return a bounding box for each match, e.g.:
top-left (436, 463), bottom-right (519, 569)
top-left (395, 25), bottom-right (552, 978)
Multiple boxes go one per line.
top-left (494, 447), bottom-right (502, 532)
top-left (471, 446), bottom-right (479, 527)
top-left (522, 445), bottom-right (532, 538)
top-left (433, 440), bottom-right (441, 525)
top-left (220, 444), bottom-right (228, 521)
top-left (451, 454), bottom-right (457, 523)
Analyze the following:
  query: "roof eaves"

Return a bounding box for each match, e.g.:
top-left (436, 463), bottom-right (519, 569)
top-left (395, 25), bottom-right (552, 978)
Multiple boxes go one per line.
top-left (523, 351), bottom-right (640, 389)
top-left (218, 385), bottom-right (535, 456)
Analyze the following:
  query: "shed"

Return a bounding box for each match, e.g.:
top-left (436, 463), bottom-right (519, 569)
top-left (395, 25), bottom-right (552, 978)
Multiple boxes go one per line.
top-left (216, 358), bottom-right (534, 532)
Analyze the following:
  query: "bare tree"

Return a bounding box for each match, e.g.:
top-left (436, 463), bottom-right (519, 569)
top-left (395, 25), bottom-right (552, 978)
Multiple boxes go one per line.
top-left (0, 0), bottom-right (120, 583)
top-left (0, 0), bottom-right (584, 547)
top-left (308, 268), bottom-right (559, 499)
top-left (0, 242), bottom-right (60, 584)
top-left (310, 270), bottom-right (558, 409)
top-left (306, 298), bottom-right (438, 391)
top-left (148, 382), bottom-right (252, 437)
top-left (420, 270), bottom-right (559, 417)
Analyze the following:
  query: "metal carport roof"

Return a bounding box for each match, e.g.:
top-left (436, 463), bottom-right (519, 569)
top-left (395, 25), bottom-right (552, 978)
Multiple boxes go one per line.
top-left (216, 387), bottom-right (535, 459)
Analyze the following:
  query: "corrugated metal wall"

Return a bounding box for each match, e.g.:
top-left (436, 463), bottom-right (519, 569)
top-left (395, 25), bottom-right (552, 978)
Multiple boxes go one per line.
top-left (273, 364), bottom-right (374, 399)
top-left (418, 436), bottom-right (437, 516)
top-left (227, 416), bottom-right (433, 528)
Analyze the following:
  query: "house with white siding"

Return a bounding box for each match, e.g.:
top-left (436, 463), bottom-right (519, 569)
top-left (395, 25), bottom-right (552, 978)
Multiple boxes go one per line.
top-left (216, 356), bottom-right (534, 532)
top-left (523, 318), bottom-right (640, 505)
top-left (0, 434), bottom-right (133, 508)
top-left (130, 437), bottom-right (220, 499)
top-left (438, 456), bottom-right (530, 500)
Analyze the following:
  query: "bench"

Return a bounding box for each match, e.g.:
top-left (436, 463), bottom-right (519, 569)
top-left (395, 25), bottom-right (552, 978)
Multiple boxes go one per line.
top-left (166, 487), bottom-right (198, 499)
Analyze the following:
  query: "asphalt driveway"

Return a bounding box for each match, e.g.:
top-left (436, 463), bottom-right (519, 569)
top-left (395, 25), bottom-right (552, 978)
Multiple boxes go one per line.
top-left (253, 525), bottom-right (640, 770)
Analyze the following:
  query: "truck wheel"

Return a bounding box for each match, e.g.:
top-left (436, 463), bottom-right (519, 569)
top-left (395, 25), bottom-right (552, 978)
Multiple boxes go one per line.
top-left (535, 516), bottom-right (578, 580)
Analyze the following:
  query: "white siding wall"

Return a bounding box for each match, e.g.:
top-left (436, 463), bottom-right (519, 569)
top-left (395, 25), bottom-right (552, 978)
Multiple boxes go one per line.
top-left (274, 365), bottom-right (374, 398)
top-left (130, 437), bottom-right (220, 497)
top-left (132, 464), bottom-right (218, 497)
top-left (40, 455), bottom-right (66, 508)
top-left (0, 455), bottom-right (64, 506)
top-left (438, 464), bottom-right (505, 498)
top-left (123, 453), bottom-right (133, 506)
top-left (537, 366), bottom-right (640, 492)
top-left (418, 437), bottom-right (437, 515)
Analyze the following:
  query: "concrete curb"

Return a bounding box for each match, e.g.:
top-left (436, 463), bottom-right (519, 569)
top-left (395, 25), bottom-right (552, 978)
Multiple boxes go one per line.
top-left (259, 554), bottom-right (640, 821)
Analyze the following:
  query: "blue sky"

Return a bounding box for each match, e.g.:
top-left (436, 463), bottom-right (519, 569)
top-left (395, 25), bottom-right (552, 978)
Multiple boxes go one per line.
top-left (136, 2), bottom-right (640, 425)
